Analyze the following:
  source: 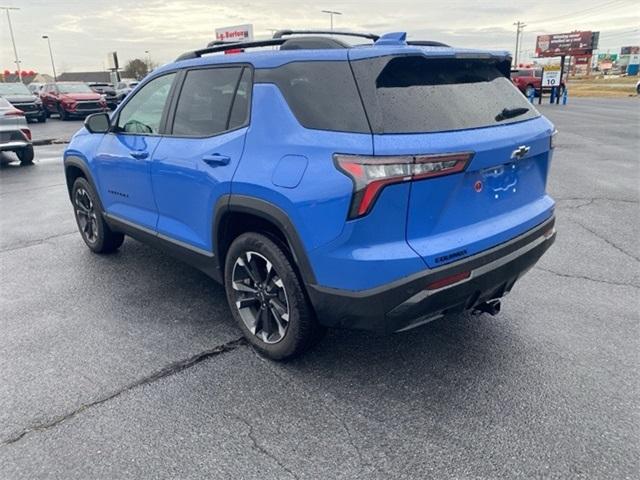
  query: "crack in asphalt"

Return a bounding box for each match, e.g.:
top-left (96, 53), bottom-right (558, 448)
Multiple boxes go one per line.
top-left (248, 347), bottom-right (376, 477)
top-left (0, 231), bottom-right (77, 254)
top-left (571, 219), bottom-right (640, 263)
top-left (230, 413), bottom-right (300, 480)
top-left (535, 266), bottom-right (640, 288)
top-left (0, 337), bottom-right (246, 448)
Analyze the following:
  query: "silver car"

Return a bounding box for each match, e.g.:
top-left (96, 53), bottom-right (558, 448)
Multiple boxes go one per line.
top-left (0, 96), bottom-right (34, 165)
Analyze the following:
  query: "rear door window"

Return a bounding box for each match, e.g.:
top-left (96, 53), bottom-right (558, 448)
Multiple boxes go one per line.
top-left (171, 66), bottom-right (249, 137)
top-left (351, 56), bottom-right (540, 134)
top-left (255, 61), bottom-right (370, 133)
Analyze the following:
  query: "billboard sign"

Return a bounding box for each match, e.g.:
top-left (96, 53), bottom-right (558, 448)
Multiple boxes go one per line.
top-left (542, 65), bottom-right (561, 87)
top-left (620, 46), bottom-right (640, 55)
top-left (535, 31), bottom-right (596, 57)
top-left (597, 53), bottom-right (618, 62)
top-left (215, 24), bottom-right (254, 43)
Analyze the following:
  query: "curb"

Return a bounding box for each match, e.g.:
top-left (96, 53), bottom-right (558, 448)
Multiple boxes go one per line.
top-left (32, 139), bottom-right (70, 146)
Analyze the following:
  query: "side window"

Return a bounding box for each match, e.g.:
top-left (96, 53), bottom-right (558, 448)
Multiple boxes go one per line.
top-left (171, 67), bottom-right (247, 137)
top-left (228, 68), bottom-right (251, 130)
top-left (116, 73), bottom-right (175, 134)
top-left (254, 61), bottom-right (370, 133)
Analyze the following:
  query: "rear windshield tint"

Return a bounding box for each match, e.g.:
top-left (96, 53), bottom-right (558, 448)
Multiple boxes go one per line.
top-left (254, 61), bottom-right (370, 133)
top-left (351, 56), bottom-right (540, 134)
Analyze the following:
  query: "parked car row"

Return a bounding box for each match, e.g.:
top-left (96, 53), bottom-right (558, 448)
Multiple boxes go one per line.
top-left (0, 78), bottom-right (141, 122)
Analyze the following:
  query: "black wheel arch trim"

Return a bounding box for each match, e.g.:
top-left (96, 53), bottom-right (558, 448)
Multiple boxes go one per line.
top-left (215, 194), bottom-right (317, 285)
top-left (63, 155), bottom-right (105, 211)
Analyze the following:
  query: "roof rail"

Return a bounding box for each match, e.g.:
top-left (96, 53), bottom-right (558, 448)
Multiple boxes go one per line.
top-left (407, 40), bottom-right (451, 47)
top-left (273, 30), bottom-right (379, 41)
top-left (176, 38), bottom-right (286, 61)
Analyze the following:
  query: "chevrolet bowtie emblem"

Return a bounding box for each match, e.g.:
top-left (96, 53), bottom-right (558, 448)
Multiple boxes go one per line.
top-left (511, 145), bottom-right (530, 160)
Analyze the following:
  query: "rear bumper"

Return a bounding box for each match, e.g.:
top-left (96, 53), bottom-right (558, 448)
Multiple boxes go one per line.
top-left (307, 216), bottom-right (556, 333)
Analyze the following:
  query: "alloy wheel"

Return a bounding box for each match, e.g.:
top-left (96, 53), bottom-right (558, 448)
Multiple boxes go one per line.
top-left (231, 251), bottom-right (290, 344)
top-left (74, 187), bottom-right (99, 244)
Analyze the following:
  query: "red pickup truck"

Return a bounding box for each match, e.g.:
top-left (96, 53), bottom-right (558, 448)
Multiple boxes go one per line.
top-left (511, 68), bottom-right (566, 97)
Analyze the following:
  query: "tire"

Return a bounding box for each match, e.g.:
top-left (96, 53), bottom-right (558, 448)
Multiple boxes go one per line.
top-left (636, 83), bottom-right (640, 95)
top-left (17, 145), bottom-right (34, 165)
top-left (525, 84), bottom-right (536, 98)
top-left (37, 114), bottom-right (47, 123)
top-left (224, 232), bottom-right (324, 360)
top-left (71, 177), bottom-right (124, 253)
top-left (57, 104), bottom-right (69, 121)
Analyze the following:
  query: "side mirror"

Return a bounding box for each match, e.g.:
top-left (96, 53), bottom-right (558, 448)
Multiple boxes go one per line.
top-left (85, 112), bottom-right (111, 134)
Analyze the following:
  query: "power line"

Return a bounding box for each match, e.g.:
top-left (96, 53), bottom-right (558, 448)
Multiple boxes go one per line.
top-left (527, 0), bottom-right (631, 26)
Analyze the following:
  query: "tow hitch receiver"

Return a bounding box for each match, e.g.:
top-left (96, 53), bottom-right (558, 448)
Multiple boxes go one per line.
top-left (473, 299), bottom-right (502, 316)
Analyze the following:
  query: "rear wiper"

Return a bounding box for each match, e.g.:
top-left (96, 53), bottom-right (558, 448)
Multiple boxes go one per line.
top-left (495, 107), bottom-right (529, 122)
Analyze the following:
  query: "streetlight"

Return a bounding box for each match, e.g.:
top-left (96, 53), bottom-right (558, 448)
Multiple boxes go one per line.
top-left (321, 10), bottom-right (342, 31)
top-left (1, 6), bottom-right (22, 81)
top-left (42, 35), bottom-right (57, 81)
top-left (144, 50), bottom-right (150, 72)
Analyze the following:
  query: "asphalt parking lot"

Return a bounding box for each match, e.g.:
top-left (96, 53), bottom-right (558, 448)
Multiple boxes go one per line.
top-left (0, 98), bottom-right (638, 479)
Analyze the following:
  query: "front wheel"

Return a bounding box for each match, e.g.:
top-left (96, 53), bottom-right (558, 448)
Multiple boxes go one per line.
top-left (224, 232), bottom-right (324, 360)
top-left (525, 84), bottom-right (536, 98)
top-left (71, 177), bottom-right (124, 253)
top-left (57, 104), bottom-right (69, 121)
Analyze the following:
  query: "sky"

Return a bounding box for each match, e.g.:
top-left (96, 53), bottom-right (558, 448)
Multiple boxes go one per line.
top-left (1, 0), bottom-right (638, 75)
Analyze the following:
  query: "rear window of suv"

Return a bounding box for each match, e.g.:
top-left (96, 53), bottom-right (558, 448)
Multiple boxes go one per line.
top-left (351, 56), bottom-right (540, 134)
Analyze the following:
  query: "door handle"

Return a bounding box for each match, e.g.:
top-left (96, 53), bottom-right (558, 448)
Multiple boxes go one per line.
top-left (130, 151), bottom-right (149, 160)
top-left (202, 154), bottom-right (231, 167)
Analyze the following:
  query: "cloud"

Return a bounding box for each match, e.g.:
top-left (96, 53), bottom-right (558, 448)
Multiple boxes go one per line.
top-left (1, 0), bottom-right (638, 74)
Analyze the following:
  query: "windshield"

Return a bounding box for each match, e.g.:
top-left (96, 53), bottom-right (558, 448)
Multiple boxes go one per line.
top-left (351, 56), bottom-right (540, 134)
top-left (0, 82), bottom-right (32, 95)
top-left (57, 83), bottom-right (94, 94)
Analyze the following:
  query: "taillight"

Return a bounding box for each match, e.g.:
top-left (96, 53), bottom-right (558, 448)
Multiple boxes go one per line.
top-left (5, 109), bottom-right (24, 116)
top-left (334, 152), bottom-right (473, 219)
top-left (21, 128), bottom-right (32, 140)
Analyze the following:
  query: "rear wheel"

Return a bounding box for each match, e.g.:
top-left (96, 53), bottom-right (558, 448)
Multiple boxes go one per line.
top-left (224, 232), bottom-right (323, 360)
top-left (16, 145), bottom-right (34, 165)
top-left (71, 177), bottom-right (124, 253)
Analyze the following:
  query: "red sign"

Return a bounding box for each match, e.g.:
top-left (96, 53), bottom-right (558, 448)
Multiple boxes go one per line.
top-left (536, 31), bottom-right (595, 57)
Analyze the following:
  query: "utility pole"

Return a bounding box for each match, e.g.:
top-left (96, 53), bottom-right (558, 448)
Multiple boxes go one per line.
top-left (1, 6), bottom-right (22, 81)
top-left (321, 10), bottom-right (342, 31)
top-left (513, 21), bottom-right (526, 67)
top-left (42, 35), bottom-right (57, 81)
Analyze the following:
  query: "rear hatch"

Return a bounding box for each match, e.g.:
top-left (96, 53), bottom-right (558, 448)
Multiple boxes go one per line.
top-left (350, 52), bottom-right (555, 268)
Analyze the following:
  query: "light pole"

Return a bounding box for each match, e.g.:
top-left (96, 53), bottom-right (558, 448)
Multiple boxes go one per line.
top-left (513, 21), bottom-right (526, 67)
top-left (321, 10), bottom-right (342, 31)
top-left (42, 35), bottom-right (57, 81)
top-left (1, 6), bottom-right (22, 81)
top-left (144, 50), bottom-right (150, 73)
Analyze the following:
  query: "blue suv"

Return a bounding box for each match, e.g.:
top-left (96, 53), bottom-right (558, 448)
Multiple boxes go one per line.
top-left (64, 31), bottom-right (556, 359)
